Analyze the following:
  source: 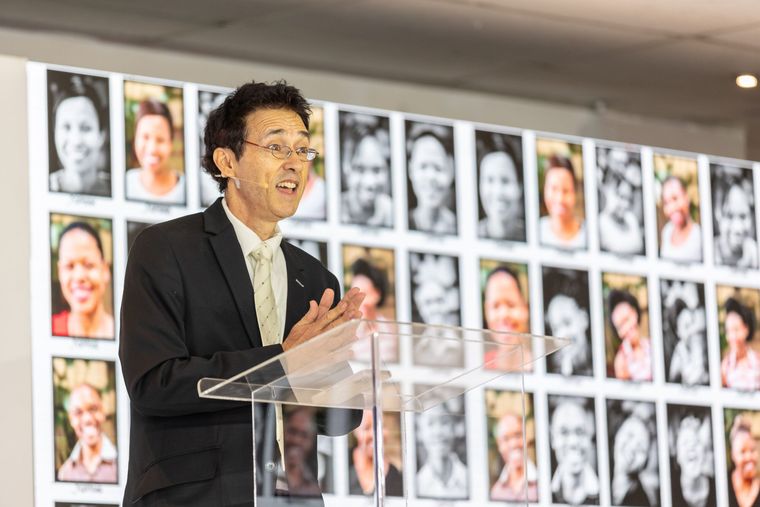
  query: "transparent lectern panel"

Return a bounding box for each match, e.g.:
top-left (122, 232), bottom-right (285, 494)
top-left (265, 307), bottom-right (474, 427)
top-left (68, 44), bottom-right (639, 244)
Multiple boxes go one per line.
top-left (198, 319), bottom-right (568, 413)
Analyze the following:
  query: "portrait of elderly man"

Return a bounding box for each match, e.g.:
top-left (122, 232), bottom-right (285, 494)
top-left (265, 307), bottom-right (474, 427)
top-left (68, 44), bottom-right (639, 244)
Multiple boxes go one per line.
top-left (57, 383), bottom-right (117, 483)
top-left (490, 412), bottom-right (538, 502)
top-left (549, 395), bottom-right (600, 506)
top-left (711, 164), bottom-right (758, 269)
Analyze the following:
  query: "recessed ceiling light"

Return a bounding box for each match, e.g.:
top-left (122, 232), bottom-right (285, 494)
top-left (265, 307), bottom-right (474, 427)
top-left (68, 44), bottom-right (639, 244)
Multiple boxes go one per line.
top-left (736, 74), bottom-right (758, 89)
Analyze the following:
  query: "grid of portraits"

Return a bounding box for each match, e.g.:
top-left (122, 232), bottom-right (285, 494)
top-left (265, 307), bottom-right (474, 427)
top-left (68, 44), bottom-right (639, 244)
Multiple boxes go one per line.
top-left (28, 62), bottom-right (760, 506)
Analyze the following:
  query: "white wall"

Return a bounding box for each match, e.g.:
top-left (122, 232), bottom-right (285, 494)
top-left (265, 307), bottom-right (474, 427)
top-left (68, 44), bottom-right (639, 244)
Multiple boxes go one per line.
top-left (0, 53), bottom-right (33, 506)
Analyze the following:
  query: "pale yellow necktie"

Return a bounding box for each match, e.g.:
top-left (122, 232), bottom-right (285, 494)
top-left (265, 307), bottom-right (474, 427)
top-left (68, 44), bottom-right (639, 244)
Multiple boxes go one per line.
top-left (251, 244), bottom-right (285, 466)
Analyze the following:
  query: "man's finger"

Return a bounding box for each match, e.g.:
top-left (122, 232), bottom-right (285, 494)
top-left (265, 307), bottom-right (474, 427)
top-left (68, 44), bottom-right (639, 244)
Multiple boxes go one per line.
top-left (317, 288), bottom-right (335, 318)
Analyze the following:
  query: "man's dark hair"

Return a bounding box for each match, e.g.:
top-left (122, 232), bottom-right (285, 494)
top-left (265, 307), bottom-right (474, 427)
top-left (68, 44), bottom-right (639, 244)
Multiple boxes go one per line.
top-left (545, 154), bottom-right (576, 185)
top-left (725, 297), bottom-right (756, 342)
top-left (350, 257), bottom-right (388, 307)
top-left (608, 289), bottom-right (641, 335)
top-left (201, 80), bottom-right (311, 192)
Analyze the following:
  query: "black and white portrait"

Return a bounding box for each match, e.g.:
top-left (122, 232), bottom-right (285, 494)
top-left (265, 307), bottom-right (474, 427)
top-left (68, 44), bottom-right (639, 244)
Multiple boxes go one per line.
top-left (542, 267), bottom-right (593, 377)
top-left (607, 399), bottom-right (660, 506)
top-left (339, 111), bottom-right (393, 227)
top-left (410, 252), bottom-right (461, 367)
top-left (198, 89), bottom-right (227, 207)
top-left (597, 146), bottom-right (644, 255)
top-left (660, 279), bottom-right (709, 386)
top-left (126, 220), bottom-right (153, 254)
top-left (286, 238), bottom-right (328, 266)
top-left (711, 164), bottom-right (758, 269)
top-left (47, 70), bottom-right (111, 197)
top-left (475, 130), bottom-right (525, 242)
top-left (414, 388), bottom-right (468, 500)
top-left (406, 121), bottom-right (457, 235)
top-left (667, 404), bottom-right (716, 507)
top-left (548, 395), bottom-right (600, 506)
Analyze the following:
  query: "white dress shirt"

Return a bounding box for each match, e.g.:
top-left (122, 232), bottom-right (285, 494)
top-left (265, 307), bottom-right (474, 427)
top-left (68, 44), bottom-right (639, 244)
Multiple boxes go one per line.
top-left (222, 198), bottom-right (288, 341)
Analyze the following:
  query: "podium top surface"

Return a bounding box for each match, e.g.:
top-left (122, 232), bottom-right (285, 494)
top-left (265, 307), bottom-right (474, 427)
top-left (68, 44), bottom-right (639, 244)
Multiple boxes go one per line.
top-left (198, 319), bottom-right (569, 412)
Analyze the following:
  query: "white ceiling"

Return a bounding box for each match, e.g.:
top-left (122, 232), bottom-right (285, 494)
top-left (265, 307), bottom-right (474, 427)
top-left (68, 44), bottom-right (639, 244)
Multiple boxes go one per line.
top-left (2, 0), bottom-right (759, 126)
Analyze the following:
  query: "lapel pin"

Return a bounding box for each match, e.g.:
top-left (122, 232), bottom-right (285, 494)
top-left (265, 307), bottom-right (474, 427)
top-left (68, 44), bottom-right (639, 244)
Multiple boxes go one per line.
top-left (295, 279), bottom-right (305, 288)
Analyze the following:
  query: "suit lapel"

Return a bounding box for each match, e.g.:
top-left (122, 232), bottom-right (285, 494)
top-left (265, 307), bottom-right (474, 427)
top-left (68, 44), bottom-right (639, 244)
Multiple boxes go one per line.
top-left (205, 200), bottom-right (261, 348)
top-left (281, 241), bottom-right (306, 342)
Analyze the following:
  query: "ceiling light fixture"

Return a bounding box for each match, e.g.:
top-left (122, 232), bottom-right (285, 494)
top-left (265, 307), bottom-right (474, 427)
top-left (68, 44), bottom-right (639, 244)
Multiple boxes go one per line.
top-left (736, 74), bottom-right (758, 89)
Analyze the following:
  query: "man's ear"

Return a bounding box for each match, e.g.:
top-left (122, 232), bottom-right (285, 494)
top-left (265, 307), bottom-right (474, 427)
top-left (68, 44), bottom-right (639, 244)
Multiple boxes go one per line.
top-left (213, 147), bottom-right (236, 179)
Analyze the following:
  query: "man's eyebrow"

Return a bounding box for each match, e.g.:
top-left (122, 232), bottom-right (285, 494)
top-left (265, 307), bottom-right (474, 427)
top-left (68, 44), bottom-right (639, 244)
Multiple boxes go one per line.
top-left (263, 128), bottom-right (310, 140)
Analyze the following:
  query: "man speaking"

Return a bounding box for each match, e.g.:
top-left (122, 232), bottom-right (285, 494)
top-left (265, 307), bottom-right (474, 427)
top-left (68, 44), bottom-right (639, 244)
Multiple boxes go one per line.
top-left (120, 81), bottom-right (364, 506)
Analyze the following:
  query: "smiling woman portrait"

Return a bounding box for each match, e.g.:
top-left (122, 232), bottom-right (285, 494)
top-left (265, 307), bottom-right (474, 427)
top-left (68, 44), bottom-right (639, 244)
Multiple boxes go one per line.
top-left (50, 214), bottom-right (114, 340)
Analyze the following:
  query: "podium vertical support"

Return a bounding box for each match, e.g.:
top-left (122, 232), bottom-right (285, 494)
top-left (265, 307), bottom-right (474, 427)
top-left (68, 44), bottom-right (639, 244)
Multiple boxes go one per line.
top-left (371, 329), bottom-right (386, 506)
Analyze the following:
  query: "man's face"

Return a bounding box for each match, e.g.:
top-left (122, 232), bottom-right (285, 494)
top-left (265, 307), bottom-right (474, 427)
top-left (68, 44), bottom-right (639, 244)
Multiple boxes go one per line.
top-left (346, 135), bottom-right (389, 212)
top-left (546, 294), bottom-right (587, 343)
top-left (551, 402), bottom-right (593, 474)
top-left (55, 96), bottom-right (104, 174)
top-left (68, 385), bottom-right (105, 450)
top-left (480, 152), bottom-right (521, 219)
top-left (725, 311), bottom-right (749, 350)
top-left (719, 185), bottom-right (753, 252)
top-left (134, 114), bottom-right (173, 175)
top-left (496, 414), bottom-right (525, 470)
top-left (230, 108), bottom-right (310, 223)
top-left (409, 135), bottom-right (454, 210)
top-left (543, 167), bottom-right (576, 221)
top-left (611, 301), bottom-right (641, 345)
top-left (662, 179), bottom-right (690, 228)
top-left (731, 431), bottom-right (758, 481)
top-left (57, 229), bottom-right (110, 317)
top-left (484, 271), bottom-right (529, 334)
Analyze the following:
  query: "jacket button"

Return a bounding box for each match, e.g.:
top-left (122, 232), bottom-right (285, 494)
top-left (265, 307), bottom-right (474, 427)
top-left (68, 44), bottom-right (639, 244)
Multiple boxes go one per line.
top-left (265, 462), bottom-right (276, 471)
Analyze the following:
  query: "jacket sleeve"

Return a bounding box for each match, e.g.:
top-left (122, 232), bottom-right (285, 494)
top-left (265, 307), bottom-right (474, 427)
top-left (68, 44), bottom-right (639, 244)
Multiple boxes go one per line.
top-left (119, 225), bottom-right (285, 417)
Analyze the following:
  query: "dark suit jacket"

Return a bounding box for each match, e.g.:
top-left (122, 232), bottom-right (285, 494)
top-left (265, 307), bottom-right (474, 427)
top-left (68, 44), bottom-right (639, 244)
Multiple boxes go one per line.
top-left (119, 199), bottom-right (356, 506)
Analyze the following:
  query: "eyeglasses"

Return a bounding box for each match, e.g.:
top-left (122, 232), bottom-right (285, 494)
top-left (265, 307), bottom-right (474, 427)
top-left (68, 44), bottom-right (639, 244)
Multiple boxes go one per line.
top-left (244, 140), bottom-right (319, 162)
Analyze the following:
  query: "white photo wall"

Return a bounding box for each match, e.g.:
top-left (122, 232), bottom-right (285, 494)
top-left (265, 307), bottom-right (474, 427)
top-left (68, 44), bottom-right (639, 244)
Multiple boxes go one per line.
top-left (28, 62), bottom-right (760, 507)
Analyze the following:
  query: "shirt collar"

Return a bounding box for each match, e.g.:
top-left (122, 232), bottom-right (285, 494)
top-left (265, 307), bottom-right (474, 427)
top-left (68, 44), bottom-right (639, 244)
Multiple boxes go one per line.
top-left (222, 197), bottom-right (282, 257)
top-left (69, 434), bottom-right (117, 463)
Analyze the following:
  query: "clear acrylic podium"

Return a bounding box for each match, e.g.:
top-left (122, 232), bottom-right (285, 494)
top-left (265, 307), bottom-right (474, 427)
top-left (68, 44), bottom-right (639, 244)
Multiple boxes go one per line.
top-left (198, 319), bottom-right (568, 506)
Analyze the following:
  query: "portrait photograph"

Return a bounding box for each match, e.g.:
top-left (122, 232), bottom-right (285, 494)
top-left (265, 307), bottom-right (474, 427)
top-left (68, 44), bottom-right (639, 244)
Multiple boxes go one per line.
top-left (286, 237), bottom-right (328, 266)
top-left (536, 137), bottom-right (586, 250)
top-left (480, 259), bottom-right (532, 372)
top-left (716, 285), bottom-right (760, 392)
top-left (547, 394), bottom-right (599, 506)
top-left (53, 357), bottom-right (117, 484)
top-left (723, 408), bottom-right (760, 507)
top-left (485, 389), bottom-right (537, 503)
top-left (414, 386), bottom-right (468, 500)
top-left (124, 80), bottom-right (185, 205)
top-left (596, 145), bottom-right (645, 256)
top-left (660, 279), bottom-right (709, 387)
top-left (542, 266), bottom-right (593, 377)
top-left (348, 410), bottom-right (404, 497)
top-left (666, 404), bottom-right (716, 507)
top-left (405, 120), bottom-right (458, 235)
top-left (710, 163), bottom-right (758, 269)
top-left (603, 272), bottom-right (652, 382)
top-left (475, 130), bottom-right (525, 242)
top-left (47, 69), bottom-right (111, 197)
top-left (197, 88), bottom-right (228, 207)
top-left (342, 244), bottom-right (397, 363)
top-left (293, 104), bottom-right (327, 221)
top-left (409, 251), bottom-right (461, 367)
top-left (654, 153), bottom-right (703, 263)
top-left (339, 110), bottom-right (393, 227)
top-left (50, 213), bottom-right (114, 340)
top-left (126, 220), bottom-right (153, 254)
top-left (606, 399), bottom-right (660, 506)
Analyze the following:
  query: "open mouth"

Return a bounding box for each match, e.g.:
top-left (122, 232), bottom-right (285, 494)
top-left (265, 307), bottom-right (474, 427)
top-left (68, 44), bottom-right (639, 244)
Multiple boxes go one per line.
top-left (276, 180), bottom-right (299, 194)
